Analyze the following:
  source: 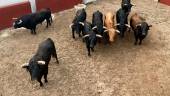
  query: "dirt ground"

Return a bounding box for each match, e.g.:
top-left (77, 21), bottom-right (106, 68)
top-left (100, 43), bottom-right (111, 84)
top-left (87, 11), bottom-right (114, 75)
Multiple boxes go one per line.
top-left (0, 0), bottom-right (170, 96)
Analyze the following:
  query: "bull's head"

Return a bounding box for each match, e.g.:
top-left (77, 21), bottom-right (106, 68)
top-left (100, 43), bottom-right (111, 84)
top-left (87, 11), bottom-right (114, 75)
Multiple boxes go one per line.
top-left (69, 22), bottom-right (84, 34)
top-left (21, 60), bottom-right (46, 80)
top-left (104, 29), bottom-right (120, 42)
top-left (136, 22), bottom-right (152, 36)
top-left (13, 18), bottom-right (23, 29)
top-left (116, 23), bottom-right (130, 38)
top-left (83, 33), bottom-right (102, 48)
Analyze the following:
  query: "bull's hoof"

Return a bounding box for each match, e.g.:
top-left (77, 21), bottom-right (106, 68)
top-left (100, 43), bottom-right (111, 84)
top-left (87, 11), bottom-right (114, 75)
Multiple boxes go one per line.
top-left (40, 84), bottom-right (44, 87)
top-left (134, 42), bottom-right (137, 45)
top-left (91, 49), bottom-right (94, 52)
top-left (45, 80), bottom-right (48, 83)
top-left (56, 60), bottom-right (59, 64)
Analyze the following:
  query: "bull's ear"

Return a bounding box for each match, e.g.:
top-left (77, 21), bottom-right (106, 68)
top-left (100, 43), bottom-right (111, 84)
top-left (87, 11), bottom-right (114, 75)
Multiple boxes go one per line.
top-left (148, 25), bottom-right (152, 30)
top-left (69, 23), bottom-right (73, 28)
top-left (37, 61), bottom-right (46, 65)
top-left (21, 63), bottom-right (29, 68)
top-left (149, 25), bottom-right (152, 27)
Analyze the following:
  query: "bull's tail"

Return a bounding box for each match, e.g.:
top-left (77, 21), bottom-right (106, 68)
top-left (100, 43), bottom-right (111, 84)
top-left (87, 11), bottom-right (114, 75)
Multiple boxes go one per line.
top-left (51, 43), bottom-right (59, 64)
top-left (50, 15), bottom-right (53, 23)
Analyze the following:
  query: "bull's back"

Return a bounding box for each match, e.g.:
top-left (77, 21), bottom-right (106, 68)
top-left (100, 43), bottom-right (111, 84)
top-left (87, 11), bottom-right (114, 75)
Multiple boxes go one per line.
top-left (37, 38), bottom-right (55, 58)
top-left (75, 9), bottom-right (86, 22)
top-left (105, 12), bottom-right (114, 29)
top-left (19, 13), bottom-right (37, 28)
top-left (130, 13), bottom-right (142, 29)
top-left (92, 11), bottom-right (103, 26)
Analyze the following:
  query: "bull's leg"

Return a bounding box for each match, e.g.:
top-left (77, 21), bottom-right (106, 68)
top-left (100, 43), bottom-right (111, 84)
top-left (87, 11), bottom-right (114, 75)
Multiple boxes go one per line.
top-left (46, 19), bottom-right (49, 28)
top-left (134, 37), bottom-right (138, 45)
top-left (79, 32), bottom-right (82, 37)
top-left (37, 78), bottom-right (43, 87)
top-left (134, 32), bottom-right (138, 45)
top-left (33, 29), bottom-right (36, 35)
top-left (31, 29), bottom-right (34, 34)
top-left (139, 38), bottom-right (143, 45)
top-left (32, 26), bottom-right (36, 35)
top-left (91, 48), bottom-right (94, 52)
top-left (50, 17), bottom-right (53, 23)
top-left (87, 46), bottom-right (91, 56)
top-left (44, 74), bottom-right (48, 83)
top-left (121, 32), bottom-right (124, 38)
top-left (49, 19), bottom-right (51, 26)
top-left (72, 30), bottom-right (75, 39)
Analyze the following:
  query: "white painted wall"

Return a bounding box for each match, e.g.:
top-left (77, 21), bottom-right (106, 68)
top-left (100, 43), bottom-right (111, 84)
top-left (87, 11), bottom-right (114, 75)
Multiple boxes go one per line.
top-left (28, 0), bottom-right (36, 13)
top-left (83, 0), bottom-right (96, 4)
top-left (0, 0), bottom-right (36, 13)
top-left (0, 0), bottom-right (28, 7)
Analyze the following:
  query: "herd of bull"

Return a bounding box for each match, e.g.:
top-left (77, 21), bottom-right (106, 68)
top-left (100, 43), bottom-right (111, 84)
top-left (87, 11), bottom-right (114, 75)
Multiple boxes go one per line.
top-left (70, 0), bottom-right (152, 56)
top-left (11, 0), bottom-right (152, 87)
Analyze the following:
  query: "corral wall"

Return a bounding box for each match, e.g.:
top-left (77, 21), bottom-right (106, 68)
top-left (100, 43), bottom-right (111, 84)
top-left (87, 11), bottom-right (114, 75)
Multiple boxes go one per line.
top-left (0, 0), bottom-right (82, 30)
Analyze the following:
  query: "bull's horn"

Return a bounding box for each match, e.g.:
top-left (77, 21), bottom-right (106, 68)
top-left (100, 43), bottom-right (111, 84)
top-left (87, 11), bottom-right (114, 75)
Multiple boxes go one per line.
top-left (82, 34), bottom-right (89, 38)
top-left (115, 30), bottom-right (120, 33)
top-left (115, 23), bottom-right (120, 27)
top-left (79, 22), bottom-right (84, 26)
top-left (103, 26), bottom-right (107, 29)
top-left (96, 34), bottom-right (103, 38)
top-left (17, 20), bottom-right (22, 24)
top-left (92, 26), bottom-right (97, 30)
top-left (125, 24), bottom-right (131, 28)
top-left (37, 61), bottom-right (46, 65)
top-left (69, 23), bottom-right (73, 28)
top-left (136, 23), bottom-right (142, 27)
top-left (104, 30), bottom-right (108, 33)
top-left (12, 18), bottom-right (18, 20)
top-left (21, 63), bottom-right (29, 68)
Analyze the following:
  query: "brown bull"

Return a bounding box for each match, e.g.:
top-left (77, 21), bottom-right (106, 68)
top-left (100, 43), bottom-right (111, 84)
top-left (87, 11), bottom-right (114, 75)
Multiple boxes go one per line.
top-left (104, 12), bottom-right (120, 43)
top-left (130, 13), bottom-right (152, 45)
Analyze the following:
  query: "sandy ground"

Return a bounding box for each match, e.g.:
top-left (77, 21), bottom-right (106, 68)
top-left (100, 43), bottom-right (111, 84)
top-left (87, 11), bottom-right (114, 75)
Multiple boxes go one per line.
top-left (0, 0), bottom-right (170, 96)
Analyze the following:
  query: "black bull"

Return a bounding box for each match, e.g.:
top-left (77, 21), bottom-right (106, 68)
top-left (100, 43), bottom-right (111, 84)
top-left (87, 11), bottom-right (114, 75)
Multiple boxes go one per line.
top-left (92, 10), bottom-right (107, 43)
top-left (21, 38), bottom-right (59, 87)
top-left (70, 9), bottom-right (86, 39)
top-left (82, 21), bottom-right (103, 56)
top-left (121, 0), bottom-right (134, 13)
top-left (13, 8), bottom-right (52, 35)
